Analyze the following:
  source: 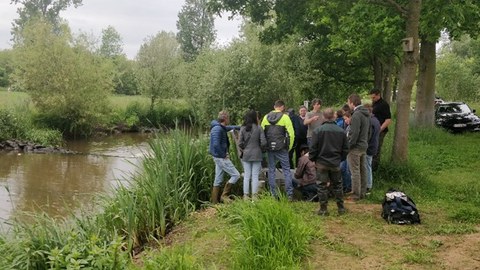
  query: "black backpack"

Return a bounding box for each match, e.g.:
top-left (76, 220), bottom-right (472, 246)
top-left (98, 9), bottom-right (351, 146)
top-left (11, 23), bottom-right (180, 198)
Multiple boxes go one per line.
top-left (381, 189), bottom-right (421, 225)
top-left (264, 113), bottom-right (289, 151)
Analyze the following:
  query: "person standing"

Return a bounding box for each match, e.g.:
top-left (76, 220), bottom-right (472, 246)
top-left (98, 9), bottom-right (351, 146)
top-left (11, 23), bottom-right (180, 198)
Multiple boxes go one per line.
top-left (261, 100), bottom-right (295, 200)
top-left (309, 108), bottom-right (349, 215)
top-left (363, 103), bottom-right (380, 194)
top-left (346, 94), bottom-right (370, 201)
top-left (369, 89), bottom-right (392, 170)
top-left (304, 98), bottom-right (324, 146)
top-left (239, 110), bottom-right (267, 200)
top-left (209, 110), bottom-right (241, 203)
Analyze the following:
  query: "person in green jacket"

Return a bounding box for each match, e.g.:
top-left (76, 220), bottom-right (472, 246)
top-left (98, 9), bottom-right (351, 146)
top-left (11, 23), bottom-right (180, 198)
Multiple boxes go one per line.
top-left (261, 100), bottom-right (295, 200)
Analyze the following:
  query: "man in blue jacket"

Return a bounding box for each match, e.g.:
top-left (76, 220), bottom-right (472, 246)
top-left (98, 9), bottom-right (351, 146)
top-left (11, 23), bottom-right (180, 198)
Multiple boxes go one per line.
top-left (209, 111), bottom-right (240, 203)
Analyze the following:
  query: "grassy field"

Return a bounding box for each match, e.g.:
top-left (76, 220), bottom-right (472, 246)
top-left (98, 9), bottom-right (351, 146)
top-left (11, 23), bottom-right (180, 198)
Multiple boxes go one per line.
top-left (134, 127), bottom-right (480, 270)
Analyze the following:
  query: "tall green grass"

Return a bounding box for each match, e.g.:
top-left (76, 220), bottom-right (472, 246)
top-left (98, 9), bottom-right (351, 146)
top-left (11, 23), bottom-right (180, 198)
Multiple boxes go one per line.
top-left (221, 197), bottom-right (313, 270)
top-left (99, 129), bottom-right (213, 251)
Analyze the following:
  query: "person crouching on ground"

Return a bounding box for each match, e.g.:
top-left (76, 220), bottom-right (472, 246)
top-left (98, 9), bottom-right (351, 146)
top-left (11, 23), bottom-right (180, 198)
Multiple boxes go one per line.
top-left (239, 110), bottom-right (267, 201)
top-left (309, 108), bottom-right (349, 216)
top-left (294, 144), bottom-right (319, 201)
top-left (209, 110), bottom-right (241, 203)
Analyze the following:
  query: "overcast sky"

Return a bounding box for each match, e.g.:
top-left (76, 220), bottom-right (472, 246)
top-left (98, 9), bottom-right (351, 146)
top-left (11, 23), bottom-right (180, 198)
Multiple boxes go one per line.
top-left (0, 0), bottom-right (242, 58)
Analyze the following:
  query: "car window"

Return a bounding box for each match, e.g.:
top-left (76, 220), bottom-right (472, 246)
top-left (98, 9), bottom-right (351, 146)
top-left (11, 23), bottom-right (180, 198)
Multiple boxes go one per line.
top-left (438, 104), bottom-right (472, 114)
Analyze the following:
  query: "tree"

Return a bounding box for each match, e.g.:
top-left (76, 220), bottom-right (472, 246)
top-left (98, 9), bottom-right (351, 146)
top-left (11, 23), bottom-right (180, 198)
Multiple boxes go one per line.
top-left (12, 18), bottom-right (113, 137)
top-left (176, 0), bottom-right (216, 61)
top-left (99, 25), bottom-right (124, 58)
top-left (0, 49), bottom-right (14, 88)
top-left (136, 31), bottom-right (180, 110)
top-left (10, 0), bottom-right (83, 43)
top-left (387, 0), bottom-right (421, 164)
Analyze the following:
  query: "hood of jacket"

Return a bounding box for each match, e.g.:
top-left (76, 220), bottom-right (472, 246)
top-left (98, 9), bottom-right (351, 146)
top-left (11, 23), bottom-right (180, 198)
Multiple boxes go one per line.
top-left (354, 105), bottom-right (370, 117)
top-left (266, 111), bottom-right (284, 125)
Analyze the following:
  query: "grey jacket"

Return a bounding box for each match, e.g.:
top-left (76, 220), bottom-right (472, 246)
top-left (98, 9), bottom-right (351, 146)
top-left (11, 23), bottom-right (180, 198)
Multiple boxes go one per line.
top-left (348, 105), bottom-right (370, 151)
top-left (239, 124), bottom-right (267, 162)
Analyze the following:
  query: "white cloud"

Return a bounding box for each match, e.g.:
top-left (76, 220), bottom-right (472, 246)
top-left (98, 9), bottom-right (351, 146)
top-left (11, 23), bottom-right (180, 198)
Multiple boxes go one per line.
top-left (0, 0), bottom-right (241, 58)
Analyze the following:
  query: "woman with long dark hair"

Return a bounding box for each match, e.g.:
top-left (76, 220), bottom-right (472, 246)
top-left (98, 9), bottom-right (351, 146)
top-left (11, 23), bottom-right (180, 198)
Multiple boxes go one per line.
top-left (238, 110), bottom-right (267, 200)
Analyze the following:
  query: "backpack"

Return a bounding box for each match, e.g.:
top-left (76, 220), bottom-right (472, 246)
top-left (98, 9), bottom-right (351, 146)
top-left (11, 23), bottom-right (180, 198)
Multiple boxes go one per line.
top-left (264, 112), bottom-right (289, 151)
top-left (381, 189), bottom-right (421, 225)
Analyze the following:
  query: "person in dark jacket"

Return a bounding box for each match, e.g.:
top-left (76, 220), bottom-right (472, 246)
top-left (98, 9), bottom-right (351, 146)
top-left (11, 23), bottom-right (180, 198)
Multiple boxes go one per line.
top-left (346, 94), bottom-right (371, 201)
top-left (239, 110), bottom-right (267, 200)
top-left (209, 110), bottom-right (241, 203)
top-left (364, 103), bottom-right (380, 193)
top-left (370, 89), bottom-right (392, 170)
top-left (309, 108), bottom-right (349, 216)
top-left (293, 144), bottom-right (318, 201)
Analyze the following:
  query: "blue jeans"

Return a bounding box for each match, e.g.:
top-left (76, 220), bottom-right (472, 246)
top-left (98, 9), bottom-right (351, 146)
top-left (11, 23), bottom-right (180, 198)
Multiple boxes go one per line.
top-left (242, 161), bottom-right (262, 195)
top-left (366, 155), bottom-right (373, 189)
top-left (213, 157), bottom-right (240, 187)
top-left (267, 149), bottom-right (293, 198)
top-left (340, 160), bottom-right (351, 192)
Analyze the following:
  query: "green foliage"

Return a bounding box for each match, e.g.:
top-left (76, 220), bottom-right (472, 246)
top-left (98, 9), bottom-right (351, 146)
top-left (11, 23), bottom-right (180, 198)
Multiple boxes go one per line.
top-left (109, 99), bottom-right (195, 130)
top-left (0, 212), bottom-right (128, 270)
top-left (437, 36), bottom-right (480, 102)
top-left (13, 19), bottom-right (113, 138)
top-left (10, 0), bottom-right (83, 44)
top-left (221, 197), bottom-right (313, 270)
top-left (99, 25), bottom-right (124, 58)
top-left (136, 31), bottom-right (181, 110)
top-left (0, 49), bottom-right (14, 87)
top-left (143, 245), bottom-right (201, 270)
top-left (176, 0), bottom-right (216, 61)
top-left (0, 108), bottom-right (63, 145)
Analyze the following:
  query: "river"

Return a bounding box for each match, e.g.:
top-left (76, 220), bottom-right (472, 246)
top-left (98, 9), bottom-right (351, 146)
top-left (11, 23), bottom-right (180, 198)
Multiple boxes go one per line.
top-left (0, 133), bottom-right (152, 225)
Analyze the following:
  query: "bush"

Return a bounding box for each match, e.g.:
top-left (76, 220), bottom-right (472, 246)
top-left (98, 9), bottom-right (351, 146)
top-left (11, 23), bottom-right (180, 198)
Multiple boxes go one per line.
top-left (143, 245), bottom-right (200, 270)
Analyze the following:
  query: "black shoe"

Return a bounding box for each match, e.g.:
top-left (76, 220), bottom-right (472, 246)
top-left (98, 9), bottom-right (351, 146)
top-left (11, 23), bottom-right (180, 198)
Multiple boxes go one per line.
top-left (338, 207), bottom-right (346, 215)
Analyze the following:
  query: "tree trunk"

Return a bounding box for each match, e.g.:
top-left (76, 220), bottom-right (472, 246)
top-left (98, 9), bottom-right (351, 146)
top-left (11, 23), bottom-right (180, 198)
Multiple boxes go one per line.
top-left (391, 0), bottom-right (421, 164)
top-left (373, 56), bottom-right (384, 91)
top-left (383, 56), bottom-right (395, 104)
top-left (414, 38), bottom-right (436, 127)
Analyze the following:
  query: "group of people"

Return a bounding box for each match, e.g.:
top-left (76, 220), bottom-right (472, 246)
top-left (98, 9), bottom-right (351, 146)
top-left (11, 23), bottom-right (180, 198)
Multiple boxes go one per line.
top-left (208, 89), bottom-right (391, 216)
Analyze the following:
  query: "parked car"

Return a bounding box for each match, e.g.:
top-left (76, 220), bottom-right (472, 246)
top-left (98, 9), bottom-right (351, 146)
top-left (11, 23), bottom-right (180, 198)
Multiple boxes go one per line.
top-left (435, 102), bottom-right (480, 132)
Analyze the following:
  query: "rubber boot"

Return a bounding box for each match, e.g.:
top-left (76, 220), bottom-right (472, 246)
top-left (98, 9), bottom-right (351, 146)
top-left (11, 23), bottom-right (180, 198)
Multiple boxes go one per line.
top-left (337, 201), bottom-right (346, 215)
top-left (317, 203), bottom-right (329, 216)
top-left (211, 186), bottom-right (221, 204)
top-left (221, 182), bottom-right (233, 203)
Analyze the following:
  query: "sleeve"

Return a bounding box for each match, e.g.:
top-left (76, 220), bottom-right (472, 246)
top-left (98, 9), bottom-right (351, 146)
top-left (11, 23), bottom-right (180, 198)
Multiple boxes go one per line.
top-left (294, 157), bottom-right (306, 180)
top-left (282, 115), bottom-right (295, 150)
top-left (348, 114), bottom-right (360, 149)
top-left (210, 126), bottom-right (223, 156)
top-left (259, 126), bottom-right (267, 150)
top-left (309, 130), bottom-right (319, 161)
top-left (341, 132), bottom-right (349, 161)
top-left (238, 127), bottom-right (245, 150)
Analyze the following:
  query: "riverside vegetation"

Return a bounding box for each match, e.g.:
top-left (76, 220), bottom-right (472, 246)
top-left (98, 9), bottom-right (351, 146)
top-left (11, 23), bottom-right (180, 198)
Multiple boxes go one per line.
top-left (0, 124), bottom-right (479, 269)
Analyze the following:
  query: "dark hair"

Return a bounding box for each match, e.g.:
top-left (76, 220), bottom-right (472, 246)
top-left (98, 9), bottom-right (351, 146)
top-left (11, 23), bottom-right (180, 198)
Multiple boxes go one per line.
top-left (243, 110), bottom-right (258, 132)
top-left (336, 109), bottom-right (344, 118)
top-left (348, 93), bottom-right (362, 106)
top-left (342, 104), bottom-right (350, 113)
top-left (369, 88), bottom-right (381, 95)
top-left (312, 98), bottom-right (322, 106)
top-left (343, 111), bottom-right (352, 118)
top-left (299, 105), bottom-right (307, 110)
top-left (274, 100), bottom-right (285, 108)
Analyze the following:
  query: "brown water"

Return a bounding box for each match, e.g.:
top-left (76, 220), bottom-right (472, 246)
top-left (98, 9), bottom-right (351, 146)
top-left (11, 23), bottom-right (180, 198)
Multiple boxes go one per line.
top-left (0, 133), bottom-right (151, 224)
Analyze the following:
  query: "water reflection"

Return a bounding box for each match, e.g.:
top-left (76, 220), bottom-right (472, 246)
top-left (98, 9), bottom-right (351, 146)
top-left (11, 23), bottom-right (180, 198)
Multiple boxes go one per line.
top-left (0, 133), bottom-right (151, 224)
